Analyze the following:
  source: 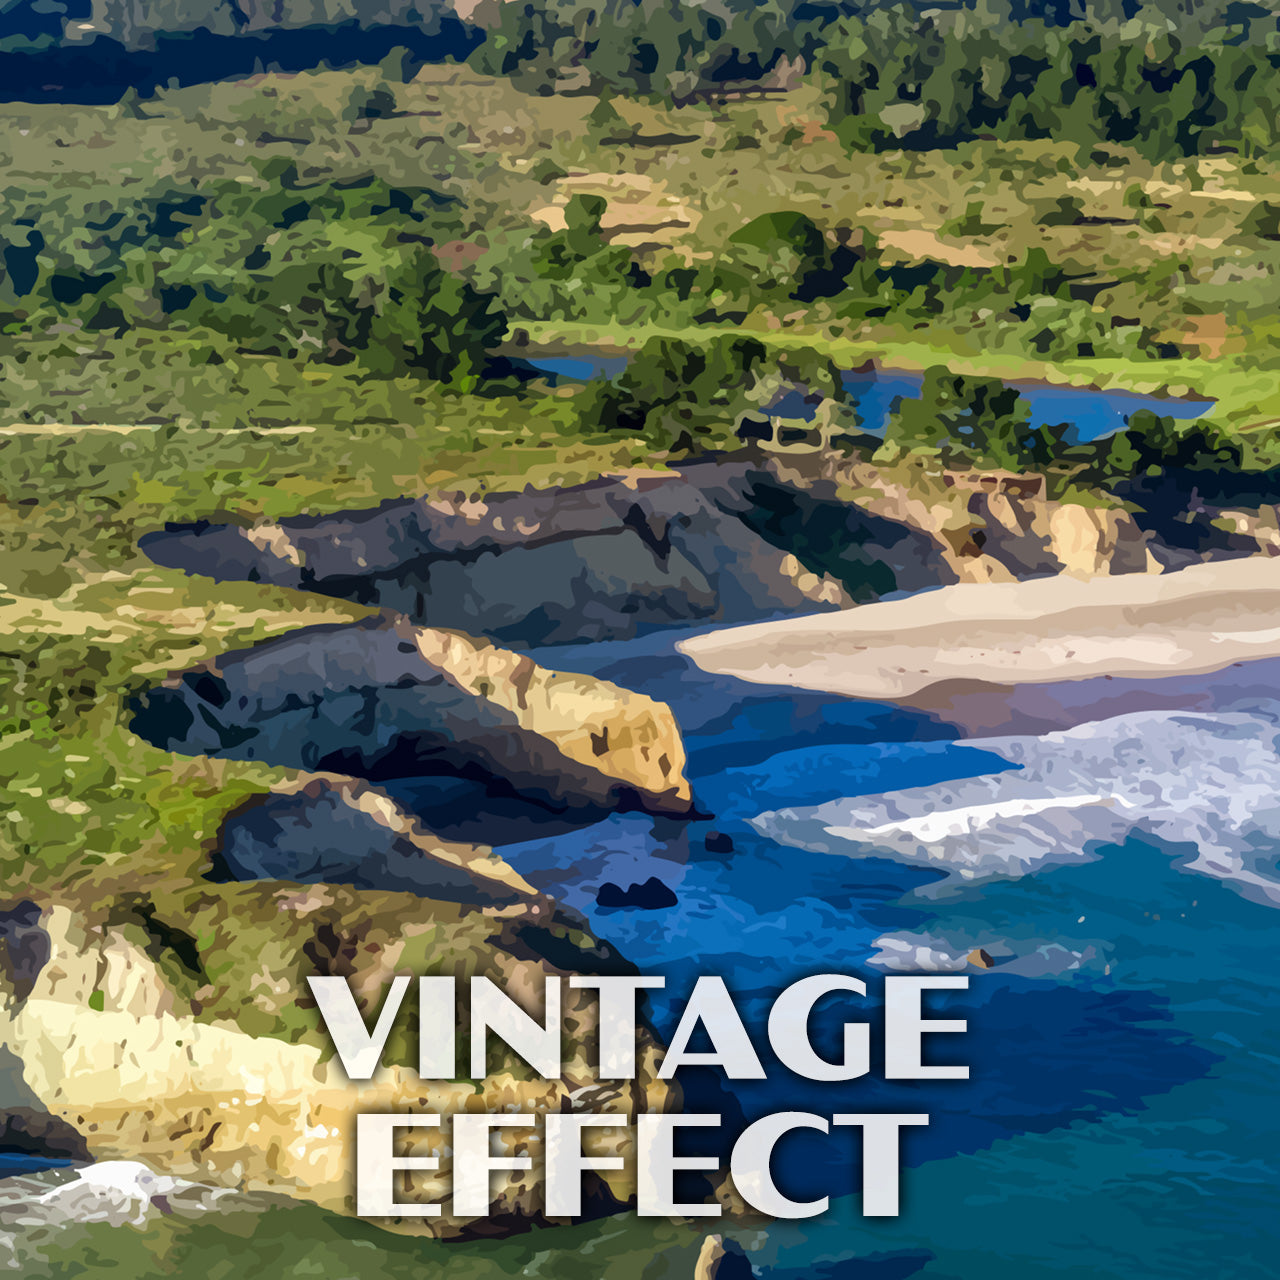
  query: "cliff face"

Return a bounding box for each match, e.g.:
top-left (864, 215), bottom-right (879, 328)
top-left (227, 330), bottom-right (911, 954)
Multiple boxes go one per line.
top-left (144, 461), bottom-right (1280, 652)
top-left (762, 458), bottom-right (1160, 589)
top-left (1045, 502), bottom-right (1154, 577)
top-left (860, 483), bottom-right (1160, 583)
top-left (0, 882), bottom-right (674, 1235)
top-left (215, 772), bottom-right (539, 901)
top-left (131, 616), bottom-right (694, 817)
top-left (140, 464), bottom-right (851, 648)
top-left (760, 455), bottom-right (1280, 591)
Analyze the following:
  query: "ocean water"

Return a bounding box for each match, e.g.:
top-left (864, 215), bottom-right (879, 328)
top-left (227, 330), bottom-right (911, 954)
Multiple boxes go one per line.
top-left (522, 356), bottom-right (1211, 442)
top-left (0, 1153), bottom-right (75, 1176)
top-left (451, 626), bottom-right (1280, 1280)
top-left (19, 619), bottom-right (1273, 1277)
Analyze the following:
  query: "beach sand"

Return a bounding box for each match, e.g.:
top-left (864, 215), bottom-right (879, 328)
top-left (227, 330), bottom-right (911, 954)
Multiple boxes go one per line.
top-left (678, 557), bottom-right (1280, 733)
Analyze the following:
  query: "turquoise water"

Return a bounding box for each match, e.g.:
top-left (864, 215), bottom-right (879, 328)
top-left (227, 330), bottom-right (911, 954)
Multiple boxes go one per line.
top-left (426, 627), bottom-right (1279, 1280)
top-left (522, 356), bottom-right (1212, 443)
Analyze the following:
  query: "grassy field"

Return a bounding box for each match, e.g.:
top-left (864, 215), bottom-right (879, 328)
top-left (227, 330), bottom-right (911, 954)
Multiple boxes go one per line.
top-left (3, 65), bottom-right (1279, 425)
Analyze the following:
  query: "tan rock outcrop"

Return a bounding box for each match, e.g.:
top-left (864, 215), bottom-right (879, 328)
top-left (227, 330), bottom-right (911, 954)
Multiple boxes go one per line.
top-left (818, 456), bottom-right (1161, 584)
top-left (1047, 503), bottom-right (1160, 577)
top-left (404, 622), bottom-right (693, 815)
top-left (694, 1233), bottom-right (753, 1279)
top-left (131, 616), bottom-right (694, 817)
top-left (0, 892), bottom-right (674, 1237)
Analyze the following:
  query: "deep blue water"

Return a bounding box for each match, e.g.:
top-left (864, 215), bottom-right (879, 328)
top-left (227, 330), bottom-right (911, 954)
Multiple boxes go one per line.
top-left (523, 356), bottom-right (1212, 443)
top-left (393, 624), bottom-right (1280, 1279)
top-left (0, 1152), bottom-right (76, 1176)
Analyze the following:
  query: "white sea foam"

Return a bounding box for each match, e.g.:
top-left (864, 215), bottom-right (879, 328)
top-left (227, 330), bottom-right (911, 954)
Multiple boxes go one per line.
top-left (0, 1160), bottom-right (251, 1243)
top-left (851, 792), bottom-right (1123, 843)
top-left (752, 706), bottom-right (1280, 903)
top-left (866, 932), bottom-right (1098, 977)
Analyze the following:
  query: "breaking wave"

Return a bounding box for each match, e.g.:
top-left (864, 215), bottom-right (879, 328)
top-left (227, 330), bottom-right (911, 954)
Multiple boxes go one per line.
top-left (751, 705), bottom-right (1280, 904)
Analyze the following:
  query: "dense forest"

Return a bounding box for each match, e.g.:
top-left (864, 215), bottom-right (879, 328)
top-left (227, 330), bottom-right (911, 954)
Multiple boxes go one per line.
top-left (476, 0), bottom-right (1280, 157)
top-left (3, 0), bottom-right (1279, 161)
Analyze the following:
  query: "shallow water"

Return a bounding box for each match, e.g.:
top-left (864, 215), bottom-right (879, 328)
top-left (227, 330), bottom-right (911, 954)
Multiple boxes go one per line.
top-left (523, 356), bottom-right (1212, 443)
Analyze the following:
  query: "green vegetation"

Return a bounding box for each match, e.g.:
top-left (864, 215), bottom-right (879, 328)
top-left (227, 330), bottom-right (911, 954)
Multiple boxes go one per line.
top-left (584, 333), bottom-right (844, 452)
top-left (882, 369), bottom-right (1032, 468)
top-left (0, 152), bottom-right (506, 392)
top-left (3, 57), bottom-right (1280, 959)
top-left (875, 366), bottom-right (1252, 488)
top-left (475, 0), bottom-right (1280, 156)
top-left (3, 62), bottom-right (1279, 435)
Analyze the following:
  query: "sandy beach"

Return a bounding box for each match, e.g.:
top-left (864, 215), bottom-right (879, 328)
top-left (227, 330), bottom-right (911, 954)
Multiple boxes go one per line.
top-left (677, 557), bottom-right (1280, 710)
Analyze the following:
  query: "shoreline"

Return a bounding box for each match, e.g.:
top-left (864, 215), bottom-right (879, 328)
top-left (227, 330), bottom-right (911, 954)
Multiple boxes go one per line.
top-left (677, 557), bottom-right (1280, 727)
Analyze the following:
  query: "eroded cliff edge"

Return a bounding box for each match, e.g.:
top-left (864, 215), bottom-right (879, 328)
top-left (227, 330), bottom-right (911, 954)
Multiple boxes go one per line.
top-left (0, 792), bottom-right (675, 1237)
top-left (140, 458), bottom-right (1280, 653)
top-left (130, 616), bottom-right (694, 816)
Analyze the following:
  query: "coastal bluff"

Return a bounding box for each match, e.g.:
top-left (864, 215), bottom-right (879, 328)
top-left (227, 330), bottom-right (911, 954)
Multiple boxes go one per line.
top-left (139, 463), bottom-right (853, 648)
top-left (139, 461), bottom-right (1280, 657)
top-left (0, 883), bottom-right (675, 1235)
top-left (130, 615), bottom-right (694, 818)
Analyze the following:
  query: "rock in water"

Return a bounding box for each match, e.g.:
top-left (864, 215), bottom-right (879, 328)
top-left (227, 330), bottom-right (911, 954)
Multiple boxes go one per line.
top-left (131, 616), bottom-right (693, 817)
top-left (595, 877), bottom-right (678, 909)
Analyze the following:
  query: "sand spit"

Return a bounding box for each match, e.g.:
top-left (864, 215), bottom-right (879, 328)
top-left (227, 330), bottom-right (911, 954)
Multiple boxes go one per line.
top-left (678, 557), bottom-right (1280, 703)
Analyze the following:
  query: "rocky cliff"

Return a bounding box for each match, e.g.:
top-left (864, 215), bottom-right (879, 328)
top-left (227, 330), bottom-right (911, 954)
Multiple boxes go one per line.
top-left (760, 453), bottom-right (1280, 590)
top-left (0, 871), bottom-right (674, 1235)
top-left (142, 460), bottom-right (1280, 654)
top-left (131, 616), bottom-right (694, 817)
top-left (845, 473), bottom-right (1159, 583)
top-left (140, 464), bottom-right (851, 648)
top-left (215, 772), bottom-right (539, 900)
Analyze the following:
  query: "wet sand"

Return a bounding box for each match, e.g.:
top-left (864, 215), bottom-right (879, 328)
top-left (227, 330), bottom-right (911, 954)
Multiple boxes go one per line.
top-left (678, 558), bottom-right (1280, 730)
